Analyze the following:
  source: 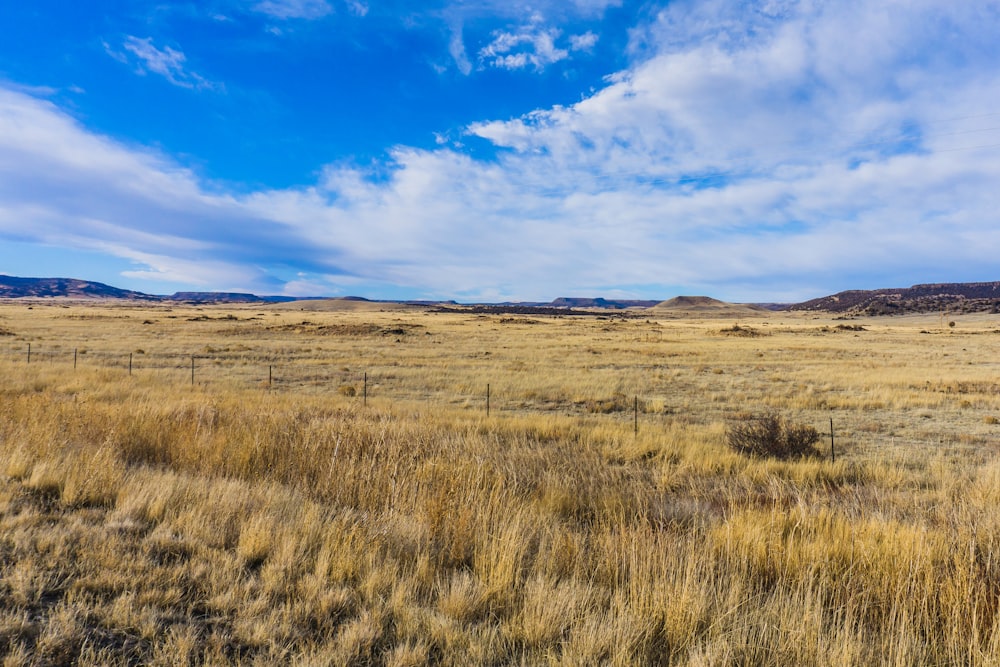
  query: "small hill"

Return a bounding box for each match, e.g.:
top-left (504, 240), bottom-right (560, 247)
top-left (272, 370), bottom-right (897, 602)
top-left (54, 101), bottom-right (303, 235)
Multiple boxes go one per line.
top-left (0, 275), bottom-right (154, 300)
top-left (648, 296), bottom-right (770, 318)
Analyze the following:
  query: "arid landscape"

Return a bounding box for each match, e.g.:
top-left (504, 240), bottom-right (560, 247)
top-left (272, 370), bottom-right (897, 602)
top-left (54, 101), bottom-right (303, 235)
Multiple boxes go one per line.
top-left (5, 0), bottom-right (998, 663)
top-left (2, 298), bottom-right (1000, 665)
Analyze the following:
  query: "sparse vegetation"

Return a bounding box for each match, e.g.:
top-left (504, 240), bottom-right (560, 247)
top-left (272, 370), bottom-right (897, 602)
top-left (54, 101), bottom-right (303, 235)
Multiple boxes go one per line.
top-left (1, 302), bottom-right (1000, 665)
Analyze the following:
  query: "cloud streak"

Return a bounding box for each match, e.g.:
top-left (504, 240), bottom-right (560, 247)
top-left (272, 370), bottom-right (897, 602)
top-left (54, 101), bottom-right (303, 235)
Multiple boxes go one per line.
top-left (6, 0), bottom-right (1000, 300)
top-left (252, 0), bottom-right (333, 20)
top-left (107, 37), bottom-right (216, 90)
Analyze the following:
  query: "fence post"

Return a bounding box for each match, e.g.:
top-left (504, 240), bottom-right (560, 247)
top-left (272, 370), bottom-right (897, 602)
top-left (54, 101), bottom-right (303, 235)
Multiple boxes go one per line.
top-left (269, 365), bottom-right (272, 387)
top-left (27, 343), bottom-right (30, 364)
top-left (191, 356), bottom-right (195, 386)
top-left (830, 417), bottom-right (835, 463)
top-left (129, 353), bottom-right (133, 376)
top-left (634, 396), bottom-right (638, 436)
top-left (487, 383), bottom-right (490, 417)
top-left (74, 348), bottom-right (77, 370)
top-left (364, 372), bottom-right (367, 407)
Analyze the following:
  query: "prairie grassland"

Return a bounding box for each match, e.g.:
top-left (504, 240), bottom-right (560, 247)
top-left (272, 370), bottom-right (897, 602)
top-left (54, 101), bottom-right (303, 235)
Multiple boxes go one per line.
top-left (1, 301), bottom-right (1000, 665)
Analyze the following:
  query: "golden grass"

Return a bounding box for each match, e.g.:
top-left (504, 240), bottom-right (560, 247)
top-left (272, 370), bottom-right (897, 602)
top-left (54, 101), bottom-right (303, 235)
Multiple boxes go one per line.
top-left (1, 301), bottom-right (1000, 664)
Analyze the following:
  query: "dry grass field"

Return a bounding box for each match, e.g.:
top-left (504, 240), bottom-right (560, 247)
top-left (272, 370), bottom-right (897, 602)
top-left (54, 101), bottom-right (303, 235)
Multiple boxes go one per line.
top-left (1, 299), bottom-right (1000, 665)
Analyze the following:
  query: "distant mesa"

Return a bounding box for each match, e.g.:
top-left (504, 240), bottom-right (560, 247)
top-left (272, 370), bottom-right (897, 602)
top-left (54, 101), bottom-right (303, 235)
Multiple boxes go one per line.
top-left (169, 292), bottom-right (265, 303)
top-left (548, 297), bottom-right (660, 309)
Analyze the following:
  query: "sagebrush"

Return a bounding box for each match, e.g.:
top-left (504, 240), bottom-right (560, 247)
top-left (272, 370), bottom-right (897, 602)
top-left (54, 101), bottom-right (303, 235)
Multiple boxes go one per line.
top-left (726, 411), bottom-right (821, 459)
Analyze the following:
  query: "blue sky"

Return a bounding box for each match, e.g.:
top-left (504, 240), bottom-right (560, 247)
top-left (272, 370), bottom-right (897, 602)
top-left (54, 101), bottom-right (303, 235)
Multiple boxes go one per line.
top-left (1, 0), bottom-right (999, 302)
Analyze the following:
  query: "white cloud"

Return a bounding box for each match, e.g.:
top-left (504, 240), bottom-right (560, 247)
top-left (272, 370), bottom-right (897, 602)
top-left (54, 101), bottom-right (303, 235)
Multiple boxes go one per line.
top-left (252, 0), bottom-right (333, 20)
top-left (479, 23), bottom-right (569, 71)
top-left (449, 23), bottom-right (473, 75)
top-left (108, 37), bottom-right (216, 90)
top-left (5, 0), bottom-right (1000, 301)
top-left (569, 31), bottom-right (599, 51)
top-left (443, 3), bottom-right (609, 74)
top-left (346, 0), bottom-right (368, 17)
top-left (1, 81), bottom-right (59, 97)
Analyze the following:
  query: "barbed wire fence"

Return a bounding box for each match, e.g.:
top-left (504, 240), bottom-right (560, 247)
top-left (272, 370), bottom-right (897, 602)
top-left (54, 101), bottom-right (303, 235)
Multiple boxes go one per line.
top-left (5, 339), bottom-right (986, 461)
top-left (0, 340), bottom-right (651, 422)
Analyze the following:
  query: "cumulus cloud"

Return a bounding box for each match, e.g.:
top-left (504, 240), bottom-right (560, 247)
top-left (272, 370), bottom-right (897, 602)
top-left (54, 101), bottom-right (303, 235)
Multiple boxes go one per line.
top-left (6, 0), bottom-right (1000, 301)
top-left (443, 2), bottom-right (610, 74)
top-left (107, 37), bottom-right (216, 90)
top-left (476, 15), bottom-right (602, 72)
top-left (479, 22), bottom-right (569, 71)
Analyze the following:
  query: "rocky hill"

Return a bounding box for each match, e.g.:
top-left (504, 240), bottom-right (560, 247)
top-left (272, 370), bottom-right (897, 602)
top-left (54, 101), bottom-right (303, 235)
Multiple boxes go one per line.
top-left (788, 282), bottom-right (1000, 315)
top-left (0, 275), bottom-right (154, 300)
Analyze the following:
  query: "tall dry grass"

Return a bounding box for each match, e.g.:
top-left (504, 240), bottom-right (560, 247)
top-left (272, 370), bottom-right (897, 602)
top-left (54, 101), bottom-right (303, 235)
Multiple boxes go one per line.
top-left (1, 302), bottom-right (999, 664)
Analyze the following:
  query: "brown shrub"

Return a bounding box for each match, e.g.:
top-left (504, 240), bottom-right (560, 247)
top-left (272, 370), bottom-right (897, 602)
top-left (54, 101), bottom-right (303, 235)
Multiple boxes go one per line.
top-left (726, 412), bottom-right (820, 459)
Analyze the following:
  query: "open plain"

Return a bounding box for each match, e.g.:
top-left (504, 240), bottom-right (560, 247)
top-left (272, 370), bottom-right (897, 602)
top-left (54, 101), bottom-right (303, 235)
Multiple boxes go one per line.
top-left (1, 300), bottom-right (1000, 665)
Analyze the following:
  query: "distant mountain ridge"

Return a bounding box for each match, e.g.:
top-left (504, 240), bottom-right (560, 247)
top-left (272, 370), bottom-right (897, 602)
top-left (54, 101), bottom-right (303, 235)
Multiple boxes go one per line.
top-left (2, 274), bottom-right (997, 314)
top-left (0, 277), bottom-right (666, 308)
top-left (0, 275), bottom-right (150, 300)
top-left (788, 282), bottom-right (1000, 315)
top-left (0, 277), bottom-right (301, 303)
